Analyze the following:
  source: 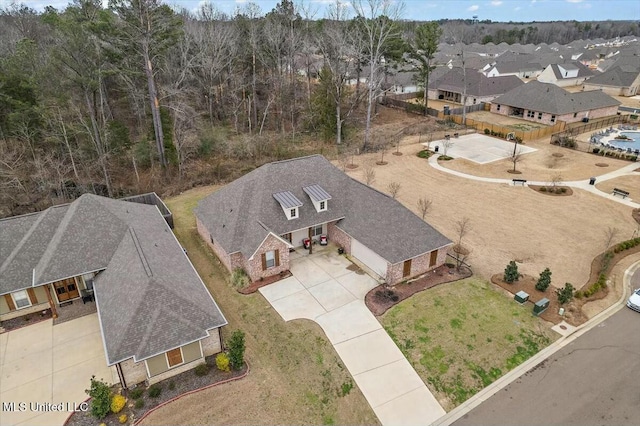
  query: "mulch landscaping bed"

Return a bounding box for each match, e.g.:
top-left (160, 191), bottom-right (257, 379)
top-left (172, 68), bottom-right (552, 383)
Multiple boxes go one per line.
top-left (0, 308), bottom-right (52, 333)
top-left (66, 356), bottom-right (248, 426)
top-left (529, 185), bottom-right (573, 196)
top-left (491, 274), bottom-right (589, 326)
top-left (238, 270), bottom-right (293, 294)
top-left (365, 264), bottom-right (472, 316)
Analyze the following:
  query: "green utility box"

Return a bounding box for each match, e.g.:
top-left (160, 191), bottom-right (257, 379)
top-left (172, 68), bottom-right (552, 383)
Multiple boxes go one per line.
top-left (514, 291), bottom-right (529, 304)
top-left (533, 298), bottom-right (550, 315)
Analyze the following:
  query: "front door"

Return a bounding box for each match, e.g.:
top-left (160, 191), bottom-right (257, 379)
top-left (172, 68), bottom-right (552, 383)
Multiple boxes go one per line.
top-left (54, 278), bottom-right (80, 302)
top-left (403, 259), bottom-right (412, 277)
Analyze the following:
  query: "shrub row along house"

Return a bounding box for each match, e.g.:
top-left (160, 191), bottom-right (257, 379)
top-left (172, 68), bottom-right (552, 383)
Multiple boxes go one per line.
top-left (194, 155), bottom-right (452, 285)
top-left (490, 81), bottom-right (621, 125)
top-left (0, 194), bottom-right (227, 388)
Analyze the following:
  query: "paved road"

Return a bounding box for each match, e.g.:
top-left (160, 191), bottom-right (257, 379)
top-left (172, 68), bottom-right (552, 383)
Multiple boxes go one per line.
top-left (453, 269), bottom-right (640, 426)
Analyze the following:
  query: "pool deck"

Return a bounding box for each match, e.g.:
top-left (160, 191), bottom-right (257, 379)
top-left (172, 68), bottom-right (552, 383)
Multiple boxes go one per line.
top-left (593, 127), bottom-right (640, 153)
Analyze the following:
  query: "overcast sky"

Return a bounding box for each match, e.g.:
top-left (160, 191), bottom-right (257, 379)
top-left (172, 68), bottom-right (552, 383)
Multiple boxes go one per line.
top-left (3, 0), bottom-right (639, 22)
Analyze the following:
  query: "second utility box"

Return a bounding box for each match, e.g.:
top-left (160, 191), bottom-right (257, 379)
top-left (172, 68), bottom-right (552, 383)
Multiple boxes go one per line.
top-left (533, 298), bottom-right (550, 315)
top-left (514, 291), bottom-right (529, 304)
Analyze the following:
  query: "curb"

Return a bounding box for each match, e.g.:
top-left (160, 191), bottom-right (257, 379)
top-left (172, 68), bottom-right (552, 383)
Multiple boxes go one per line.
top-left (431, 259), bottom-right (640, 426)
top-left (135, 361), bottom-right (250, 425)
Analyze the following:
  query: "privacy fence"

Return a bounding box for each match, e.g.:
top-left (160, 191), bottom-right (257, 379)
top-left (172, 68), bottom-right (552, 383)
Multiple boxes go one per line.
top-left (439, 114), bottom-right (567, 142)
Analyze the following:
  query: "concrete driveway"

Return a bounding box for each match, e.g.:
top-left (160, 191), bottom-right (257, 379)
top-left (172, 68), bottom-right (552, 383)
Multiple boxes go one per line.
top-left (0, 314), bottom-right (117, 426)
top-left (259, 250), bottom-right (446, 426)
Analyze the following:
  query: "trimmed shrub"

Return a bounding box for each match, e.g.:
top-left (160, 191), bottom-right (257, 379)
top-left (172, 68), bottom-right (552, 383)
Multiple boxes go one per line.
top-left (557, 283), bottom-right (575, 305)
top-left (148, 384), bottom-right (162, 398)
top-left (535, 268), bottom-right (552, 292)
top-left (417, 150), bottom-right (431, 159)
top-left (129, 388), bottom-right (143, 400)
top-left (194, 363), bottom-right (210, 376)
top-left (110, 394), bottom-right (127, 414)
top-left (86, 376), bottom-right (111, 419)
top-left (592, 148), bottom-right (600, 154)
top-left (560, 187), bottom-right (567, 193)
top-left (539, 186), bottom-right (547, 192)
top-left (134, 399), bottom-right (144, 409)
top-left (216, 353), bottom-right (230, 372)
top-left (228, 330), bottom-right (246, 371)
top-left (484, 128), bottom-right (490, 135)
top-left (118, 414), bottom-right (128, 424)
top-left (503, 261), bottom-right (520, 283)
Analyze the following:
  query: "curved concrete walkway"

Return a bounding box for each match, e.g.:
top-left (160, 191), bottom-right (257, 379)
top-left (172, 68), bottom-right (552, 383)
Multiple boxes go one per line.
top-left (428, 155), bottom-right (640, 208)
top-left (259, 251), bottom-right (446, 426)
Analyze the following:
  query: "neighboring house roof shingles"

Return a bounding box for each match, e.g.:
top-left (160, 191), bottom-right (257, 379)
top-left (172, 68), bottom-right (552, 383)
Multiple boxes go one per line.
top-left (0, 194), bottom-right (227, 365)
top-left (585, 56), bottom-right (640, 88)
top-left (195, 155), bottom-right (452, 265)
top-left (491, 81), bottom-right (620, 115)
top-left (429, 68), bottom-right (523, 97)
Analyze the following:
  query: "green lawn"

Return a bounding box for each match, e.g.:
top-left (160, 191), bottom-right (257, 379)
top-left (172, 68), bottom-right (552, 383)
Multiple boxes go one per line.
top-left (380, 277), bottom-right (558, 412)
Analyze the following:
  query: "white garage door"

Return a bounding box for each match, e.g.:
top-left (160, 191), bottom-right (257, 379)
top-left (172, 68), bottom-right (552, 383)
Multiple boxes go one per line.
top-left (351, 239), bottom-right (388, 277)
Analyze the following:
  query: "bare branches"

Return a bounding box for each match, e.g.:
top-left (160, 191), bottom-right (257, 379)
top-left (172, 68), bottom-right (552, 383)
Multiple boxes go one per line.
top-left (417, 197), bottom-right (432, 220)
top-left (387, 181), bottom-right (401, 199)
top-left (363, 162), bottom-right (376, 185)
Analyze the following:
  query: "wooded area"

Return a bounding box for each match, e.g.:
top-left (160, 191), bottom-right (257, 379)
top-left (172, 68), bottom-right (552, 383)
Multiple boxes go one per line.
top-left (1, 0), bottom-right (638, 218)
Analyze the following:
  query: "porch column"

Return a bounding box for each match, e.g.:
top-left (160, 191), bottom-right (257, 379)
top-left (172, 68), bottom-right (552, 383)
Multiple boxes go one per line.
top-left (308, 227), bottom-right (313, 254)
top-left (44, 285), bottom-right (58, 319)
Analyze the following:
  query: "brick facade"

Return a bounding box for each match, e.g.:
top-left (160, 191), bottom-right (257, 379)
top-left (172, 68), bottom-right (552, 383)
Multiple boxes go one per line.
top-left (327, 222), bottom-right (351, 253)
top-left (490, 103), bottom-right (619, 125)
top-left (119, 357), bottom-right (148, 388)
top-left (200, 329), bottom-right (223, 356)
top-left (243, 234), bottom-right (290, 282)
top-left (196, 216), bottom-right (233, 271)
top-left (386, 247), bottom-right (449, 285)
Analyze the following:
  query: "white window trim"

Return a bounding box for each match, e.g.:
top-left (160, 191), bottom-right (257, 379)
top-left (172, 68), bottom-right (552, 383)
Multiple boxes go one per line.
top-left (312, 225), bottom-right (323, 237)
top-left (265, 250), bottom-right (276, 269)
top-left (319, 201), bottom-right (326, 211)
top-left (165, 346), bottom-right (185, 369)
top-left (290, 208), bottom-right (297, 218)
top-left (12, 290), bottom-right (32, 310)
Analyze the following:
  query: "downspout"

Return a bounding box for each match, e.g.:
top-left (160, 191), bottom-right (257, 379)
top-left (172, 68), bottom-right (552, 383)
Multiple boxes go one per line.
top-left (116, 363), bottom-right (127, 389)
top-left (218, 327), bottom-right (224, 352)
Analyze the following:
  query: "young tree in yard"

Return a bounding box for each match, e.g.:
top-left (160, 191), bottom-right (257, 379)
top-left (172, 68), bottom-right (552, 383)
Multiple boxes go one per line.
top-left (363, 162), bottom-right (376, 185)
top-left (503, 260), bottom-right (520, 283)
top-left (227, 330), bottom-right (246, 370)
top-left (535, 268), bottom-right (552, 292)
top-left (387, 181), bottom-right (400, 198)
top-left (442, 139), bottom-right (453, 156)
top-left (557, 283), bottom-right (575, 305)
top-left (453, 217), bottom-right (471, 270)
top-left (352, 0), bottom-right (405, 152)
top-left (86, 375), bottom-right (111, 419)
top-left (510, 147), bottom-right (523, 173)
top-left (406, 22), bottom-right (442, 113)
top-left (417, 197), bottom-right (432, 220)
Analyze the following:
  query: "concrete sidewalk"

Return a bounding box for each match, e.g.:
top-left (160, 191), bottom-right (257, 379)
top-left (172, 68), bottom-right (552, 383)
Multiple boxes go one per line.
top-left (431, 259), bottom-right (640, 426)
top-left (259, 252), bottom-right (446, 426)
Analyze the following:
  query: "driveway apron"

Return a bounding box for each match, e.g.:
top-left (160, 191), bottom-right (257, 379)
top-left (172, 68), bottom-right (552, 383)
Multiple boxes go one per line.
top-left (259, 252), bottom-right (446, 425)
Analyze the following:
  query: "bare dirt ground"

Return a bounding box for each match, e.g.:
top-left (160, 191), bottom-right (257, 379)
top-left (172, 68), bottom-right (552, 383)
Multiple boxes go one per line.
top-left (595, 174), bottom-right (640, 200)
top-left (434, 135), bottom-right (632, 181)
top-left (341, 140), bottom-right (637, 297)
top-left (466, 110), bottom-right (547, 129)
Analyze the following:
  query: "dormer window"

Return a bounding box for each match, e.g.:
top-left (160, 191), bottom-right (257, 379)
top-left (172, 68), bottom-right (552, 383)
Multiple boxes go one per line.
top-left (273, 191), bottom-right (303, 220)
top-left (303, 184), bottom-right (332, 213)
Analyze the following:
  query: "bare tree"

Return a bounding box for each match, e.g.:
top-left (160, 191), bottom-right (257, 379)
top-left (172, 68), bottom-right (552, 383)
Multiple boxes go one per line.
top-left (510, 147), bottom-right (523, 173)
top-left (603, 226), bottom-right (619, 251)
top-left (363, 161), bottom-right (376, 185)
top-left (551, 173), bottom-right (563, 187)
top-left (387, 181), bottom-right (401, 198)
top-left (417, 197), bottom-right (432, 220)
top-left (442, 139), bottom-right (453, 156)
top-left (352, 0), bottom-right (405, 152)
top-left (453, 217), bottom-right (471, 271)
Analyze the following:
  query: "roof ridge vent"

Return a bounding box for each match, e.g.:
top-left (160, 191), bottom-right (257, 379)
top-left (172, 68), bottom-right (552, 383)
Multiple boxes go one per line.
top-left (129, 227), bottom-right (153, 277)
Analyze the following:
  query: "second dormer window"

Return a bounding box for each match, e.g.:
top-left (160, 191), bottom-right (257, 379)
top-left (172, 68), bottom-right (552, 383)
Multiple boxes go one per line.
top-left (290, 208), bottom-right (297, 218)
top-left (319, 201), bottom-right (326, 211)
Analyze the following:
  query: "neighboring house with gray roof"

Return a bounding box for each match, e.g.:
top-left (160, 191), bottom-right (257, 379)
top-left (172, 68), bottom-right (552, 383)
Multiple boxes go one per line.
top-left (537, 61), bottom-right (595, 87)
top-left (490, 81), bottom-right (620, 125)
top-left (194, 155), bottom-right (452, 285)
top-left (0, 194), bottom-right (227, 388)
top-left (427, 67), bottom-right (523, 106)
top-left (583, 55), bottom-right (640, 96)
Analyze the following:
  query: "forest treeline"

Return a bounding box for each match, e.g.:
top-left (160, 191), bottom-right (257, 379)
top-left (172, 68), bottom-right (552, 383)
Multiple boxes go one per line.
top-left (0, 0), bottom-right (637, 218)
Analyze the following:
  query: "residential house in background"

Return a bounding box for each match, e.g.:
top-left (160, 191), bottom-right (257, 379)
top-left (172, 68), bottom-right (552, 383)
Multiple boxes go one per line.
top-left (490, 81), bottom-right (620, 125)
top-left (194, 155), bottom-right (452, 286)
top-left (537, 61), bottom-right (595, 87)
top-left (428, 67), bottom-right (523, 106)
top-left (0, 194), bottom-right (227, 388)
top-left (583, 56), bottom-right (640, 96)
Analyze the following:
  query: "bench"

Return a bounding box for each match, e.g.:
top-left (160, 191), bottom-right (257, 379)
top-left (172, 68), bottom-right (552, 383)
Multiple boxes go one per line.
top-left (512, 179), bottom-right (527, 186)
top-left (612, 188), bottom-right (630, 199)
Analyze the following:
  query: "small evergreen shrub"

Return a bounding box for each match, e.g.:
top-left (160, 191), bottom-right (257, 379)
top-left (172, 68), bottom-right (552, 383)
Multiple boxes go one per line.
top-left (228, 330), bottom-right (246, 371)
top-left (134, 399), bottom-right (144, 409)
top-left (148, 384), bottom-right (162, 398)
top-left (86, 376), bottom-right (111, 419)
top-left (535, 268), bottom-right (552, 292)
top-left (557, 283), bottom-right (575, 305)
top-left (129, 388), bottom-right (143, 400)
top-left (231, 268), bottom-right (250, 289)
top-left (110, 394), bottom-right (127, 414)
top-left (168, 381), bottom-right (175, 391)
top-left (539, 186), bottom-right (547, 192)
top-left (503, 261), bottom-right (520, 283)
top-left (215, 353), bottom-right (230, 372)
top-left (194, 363), bottom-right (210, 376)
top-left (484, 128), bottom-right (490, 134)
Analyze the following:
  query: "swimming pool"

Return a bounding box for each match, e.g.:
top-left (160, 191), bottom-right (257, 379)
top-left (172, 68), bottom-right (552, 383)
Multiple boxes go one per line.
top-left (608, 131), bottom-right (640, 151)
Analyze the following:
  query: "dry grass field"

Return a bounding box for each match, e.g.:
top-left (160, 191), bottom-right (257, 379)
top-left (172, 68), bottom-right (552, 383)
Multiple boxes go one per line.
top-left (465, 110), bottom-right (547, 130)
top-left (343, 141), bottom-right (637, 292)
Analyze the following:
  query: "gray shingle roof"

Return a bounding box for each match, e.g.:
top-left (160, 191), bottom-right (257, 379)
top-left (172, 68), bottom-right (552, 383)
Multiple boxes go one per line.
top-left (0, 194), bottom-right (227, 364)
top-left (429, 68), bottom-right (523, 97)
top-left (303, 184), bottom-right (332, 202)
top-left (491, 81), bottom-right (620, 115)
top-left (548, 62), bottom-right (594, 80)
top-left (585, 56), bottom-right (640, 88)
top-left (195, 155), bottom-right (452, 265)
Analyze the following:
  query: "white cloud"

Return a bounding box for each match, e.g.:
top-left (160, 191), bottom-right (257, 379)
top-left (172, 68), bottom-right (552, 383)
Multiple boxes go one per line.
top-left (514, 6), bottom-right (522, 11)
top-left (566, 0), bottom-right (584, 3)
top-left (490, 1), bottom-right (503, 5)
top-left (467, 5), bottom-right (479, 12)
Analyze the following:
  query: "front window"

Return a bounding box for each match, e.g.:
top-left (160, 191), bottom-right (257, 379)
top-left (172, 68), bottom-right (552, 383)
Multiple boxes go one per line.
top-left (551, 115), bottom-right (556, 123)
top-left (166, 348), bottom-right (183, 367)
top-left (290, 208), bottom-right (297, 218)
top-left (538, 112), bottom-right (543, 120)
top-left (312, 225), bottom-right (323, 237)
top-left (265, 250), bottom-right (276, 268)
top-left (13, 290), bottom-right (31, 309)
